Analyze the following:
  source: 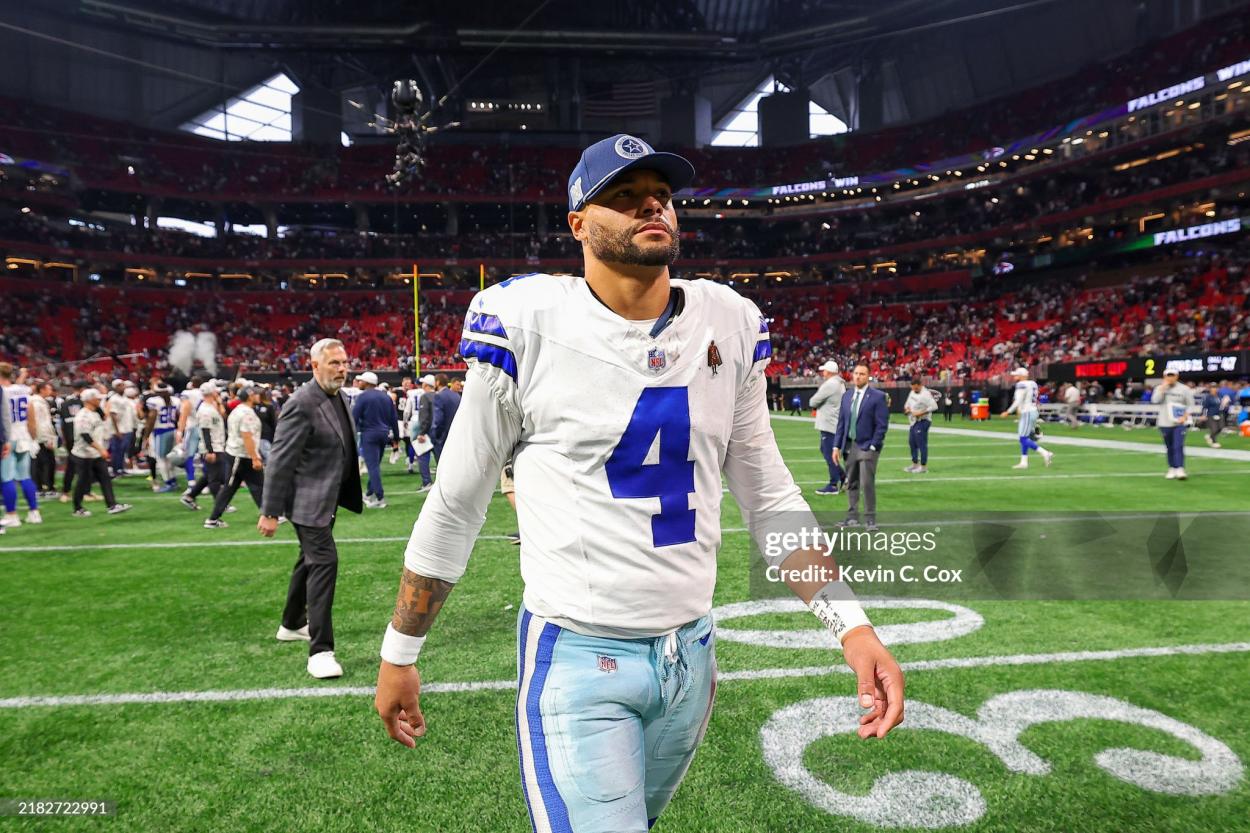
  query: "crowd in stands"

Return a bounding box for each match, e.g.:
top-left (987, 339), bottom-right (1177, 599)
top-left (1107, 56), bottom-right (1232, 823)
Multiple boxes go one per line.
top-left (5, 238), bottom-right (1248, 387)
top-left (763, 238), bottom-right (1250, 382)
top-left (4, 115), bottom-right (1247, 277)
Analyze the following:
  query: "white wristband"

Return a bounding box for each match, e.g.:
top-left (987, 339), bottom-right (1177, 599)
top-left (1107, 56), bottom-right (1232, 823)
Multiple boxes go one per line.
top-left (808, 582), bottom-right (872, 647)
top-left (380, 623), bottom-right (427, 666)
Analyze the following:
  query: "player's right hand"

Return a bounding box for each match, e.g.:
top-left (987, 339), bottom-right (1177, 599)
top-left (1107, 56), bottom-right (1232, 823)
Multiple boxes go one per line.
top-left (375, 661), bottom-right (426, 748)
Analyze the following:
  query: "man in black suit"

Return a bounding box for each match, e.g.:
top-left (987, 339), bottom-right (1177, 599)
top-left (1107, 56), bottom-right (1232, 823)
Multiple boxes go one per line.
top-left (257, 338), bottom-right (363, 679)
top-left (832, 364), bottom-right (891, 531)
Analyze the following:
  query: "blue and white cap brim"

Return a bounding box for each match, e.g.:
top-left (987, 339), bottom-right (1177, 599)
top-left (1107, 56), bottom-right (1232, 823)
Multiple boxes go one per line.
top-left (568, 134), bottom-right (696, 211)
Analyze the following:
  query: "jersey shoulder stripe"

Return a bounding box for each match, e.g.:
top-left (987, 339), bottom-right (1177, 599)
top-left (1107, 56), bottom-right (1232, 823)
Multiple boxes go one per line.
top-left (466, 311), bottom-right (508, 340)
top-left (459, 337), bottom-right (518, 380)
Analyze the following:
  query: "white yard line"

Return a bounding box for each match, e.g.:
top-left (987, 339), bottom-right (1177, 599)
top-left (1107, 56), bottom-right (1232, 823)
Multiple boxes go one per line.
top-left (4, 641), bottom-right (1247, 709)
top-left (771, 415), bottom-right (1250, 461)
top-left (785, 451), bottom-right (1138, 465)
top-left (790, 468), bottom-right (1250, 487)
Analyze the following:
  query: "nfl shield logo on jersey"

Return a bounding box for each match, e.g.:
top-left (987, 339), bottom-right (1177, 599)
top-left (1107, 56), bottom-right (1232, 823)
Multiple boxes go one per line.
top-left (597, 655), bottom-right (617, 673)
top-left (647, 347), bottom-right (666, 372)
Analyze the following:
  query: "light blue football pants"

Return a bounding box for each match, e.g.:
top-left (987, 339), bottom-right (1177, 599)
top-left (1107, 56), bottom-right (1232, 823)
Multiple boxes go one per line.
top-left (515, 606), bottom-right (717, 833)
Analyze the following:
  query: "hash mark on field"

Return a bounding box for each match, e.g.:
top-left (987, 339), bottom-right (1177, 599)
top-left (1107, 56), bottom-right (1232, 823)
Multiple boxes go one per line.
top-left (4, 641), bottom-right (1248, 709)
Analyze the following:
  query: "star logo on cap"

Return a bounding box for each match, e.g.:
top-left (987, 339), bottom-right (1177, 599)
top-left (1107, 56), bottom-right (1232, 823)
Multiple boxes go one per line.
top-left (615, 136), bottom-right (649, 159)
top-left (569, 176), bottom-right (584, 207)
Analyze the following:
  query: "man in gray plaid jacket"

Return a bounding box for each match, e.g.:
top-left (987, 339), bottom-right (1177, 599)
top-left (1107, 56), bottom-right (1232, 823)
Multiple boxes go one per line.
top-left (258, 338), bottom-right (364, 679)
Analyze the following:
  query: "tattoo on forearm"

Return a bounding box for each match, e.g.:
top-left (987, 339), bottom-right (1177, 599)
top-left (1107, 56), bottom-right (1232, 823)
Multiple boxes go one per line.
top-left (391, 569), bottom-right (454, 637)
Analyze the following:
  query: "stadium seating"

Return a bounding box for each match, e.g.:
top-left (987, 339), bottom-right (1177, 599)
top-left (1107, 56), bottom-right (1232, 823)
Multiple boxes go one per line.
top-left (3, 237), bottom-right (1246, 383)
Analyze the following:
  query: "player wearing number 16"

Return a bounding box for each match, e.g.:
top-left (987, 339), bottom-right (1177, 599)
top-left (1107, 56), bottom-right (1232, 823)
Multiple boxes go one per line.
top-left (374, 134), bottom-right (905, 833)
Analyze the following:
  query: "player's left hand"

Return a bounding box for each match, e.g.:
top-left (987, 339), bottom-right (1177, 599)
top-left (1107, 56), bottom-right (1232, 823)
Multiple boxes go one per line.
top-left (841, 625), bottom-right (904, 739)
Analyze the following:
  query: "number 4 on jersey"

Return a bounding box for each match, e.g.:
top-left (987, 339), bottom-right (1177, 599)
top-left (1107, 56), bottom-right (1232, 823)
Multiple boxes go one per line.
top-left (605, 387), bottom-right (697, 547)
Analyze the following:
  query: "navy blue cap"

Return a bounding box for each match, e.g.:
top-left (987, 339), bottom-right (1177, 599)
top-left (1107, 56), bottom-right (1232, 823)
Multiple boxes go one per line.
top-left (567, 134), bottom-right (695, 212)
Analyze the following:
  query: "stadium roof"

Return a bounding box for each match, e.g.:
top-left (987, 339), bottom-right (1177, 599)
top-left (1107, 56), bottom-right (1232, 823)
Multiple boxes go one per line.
top-left (6, 0), bottom-right (1250, 138)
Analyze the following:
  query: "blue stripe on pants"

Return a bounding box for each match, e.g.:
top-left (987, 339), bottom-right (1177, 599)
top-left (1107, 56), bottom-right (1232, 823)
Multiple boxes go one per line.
top-left (516, 611), bottom-right (538, 833)
top-left (529, 623), bottom-right (572, 832)
top-left (520, 615), bottom-right (573, 833)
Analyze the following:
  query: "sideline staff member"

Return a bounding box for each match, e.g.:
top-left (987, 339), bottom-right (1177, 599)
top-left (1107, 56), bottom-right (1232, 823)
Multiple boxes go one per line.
top-left (832, 364), bottom-right (889, 530)
top-left (258, 338), bottom-right (364, 679)
top-left (903, 378), bottom-right (936, 473)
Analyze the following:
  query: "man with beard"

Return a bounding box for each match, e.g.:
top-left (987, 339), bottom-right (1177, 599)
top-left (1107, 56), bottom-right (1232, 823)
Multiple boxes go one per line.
top-left (373, 134), bottom-right (903, 833)
top-left (257, 339), bottom-right (363, 679)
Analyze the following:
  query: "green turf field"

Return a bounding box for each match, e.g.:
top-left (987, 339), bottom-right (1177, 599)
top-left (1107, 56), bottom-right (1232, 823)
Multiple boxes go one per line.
top-left (2, 415), bottom-right (1248, 832)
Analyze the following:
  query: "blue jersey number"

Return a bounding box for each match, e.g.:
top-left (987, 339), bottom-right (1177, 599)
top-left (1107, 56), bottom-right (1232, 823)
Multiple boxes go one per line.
top-left (605, 387), bottom-right (696, 547)
top-left (9, 397), bottom-right (28, 424)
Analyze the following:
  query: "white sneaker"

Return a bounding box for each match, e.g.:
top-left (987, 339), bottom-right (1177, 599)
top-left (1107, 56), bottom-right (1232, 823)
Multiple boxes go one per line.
top-left (1175, 467), bottom-right (1188, 480)
top-left (1041, 451), bottom-right (1054, 467)
top-left (389, 451), bottom-right (399, 465)
top-left (24, 510), bottom-right (42, 525)
top-left (1011, 462), bottom-right (1028, 470)
top-left (1212, 442), bottom-right (1222, 448)
top-left (276, 624), bottom-right (311, 642)
top-left (1165, 468), bottom-right (1177, 479)
top-left (307, 651), bottom-right (343, 679)
top-left (1, 513), bottom-right (20, 528)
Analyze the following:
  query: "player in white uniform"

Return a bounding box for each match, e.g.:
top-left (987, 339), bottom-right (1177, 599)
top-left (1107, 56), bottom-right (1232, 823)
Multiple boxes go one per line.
top-left (1000, 367), bottom-right (1054, 469)
top-left (372, 135), bottom-right (904, 833)
top-left (399, 378), bottom-right (423, 473)
top-left (144, 385), bottom-right (180, 491)
top-left (0, 363), bottom-right (41, 526)
top-left (177, 379), bottom-right (205, 490)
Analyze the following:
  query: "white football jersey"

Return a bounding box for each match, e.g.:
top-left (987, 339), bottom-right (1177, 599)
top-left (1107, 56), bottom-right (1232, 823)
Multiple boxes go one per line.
top-left (1012, 380), bottom-right (1039, 413)
top-left (146, 396), bottom-right (179, 433)
top-left (403, 274), bottom-right (817, 638)
top-left (2, 384), bottom-right (33, 443)
top-left (181, 388), bottom-right (203, 412)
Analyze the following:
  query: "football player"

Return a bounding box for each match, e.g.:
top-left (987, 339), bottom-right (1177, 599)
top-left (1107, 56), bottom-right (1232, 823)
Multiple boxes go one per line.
top-left (176, 376), bottom-right (206, 491)
top-left (1000, 367), bottom-right (1053, 469)
top-left (373, 135), bottom-right (904, 833)
top-left (143, 384), bottom-right (180, 492)
top-left (0, 363), bottom-right (41, 526)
